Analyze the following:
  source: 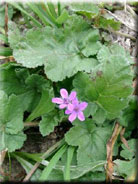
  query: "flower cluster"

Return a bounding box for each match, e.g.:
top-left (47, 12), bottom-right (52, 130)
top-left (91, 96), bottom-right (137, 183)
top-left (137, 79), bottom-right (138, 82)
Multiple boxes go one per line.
top-left (52, 88), bottom-right (88, 123)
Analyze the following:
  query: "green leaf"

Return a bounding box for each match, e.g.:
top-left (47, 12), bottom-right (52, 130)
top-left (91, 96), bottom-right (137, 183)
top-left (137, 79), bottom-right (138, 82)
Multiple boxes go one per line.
top-left (114, 159), bottom-right (136, 178)
top-left (47, 170), bottom-right (63, 181)
top-left (0, 91), bottom-right (23, 134)
top-left (39, 110), bottom-right (64, 136)
top-left (39, 144), bottom-right (68, 181)
top-left (97, 44), bottom-right (133, 64)
top-left (77, 171), bottom-right (105, 181)
top-left (13, 151), bottom-right (43, 162)
top-left (83, 102), bottom-right (106, 125)
top-left (93, 107), bottom-right (107, 125)
top-left (65, 119), bottom-right (112, 165)
top-left (0, 90), bottom-right (26, 152)
top-left (70, 3), bottom-right (100, 18)
top-left (73, 44), bottom-right (133, 119)
top-left (94, 15), bottom-right (121, 31)
top-left (0, 63), bottom-right (28, 95)
top-left (0, 63), bottom-right (33, 111)
top-left (26, 89), bottom-right (54, 122)
top-left (119, 96), bottom-right (138, 127)
top-left (64, 146), bottom-right (75, 181)
top-left (47, 2), bottom-right (57, 18)
top-left (1, 132), bottom-right (26, 152)
top-left (120, 139), bottom-right (137, 160)
top-left (8, 15), bottom-right (100, 82)
top-left (0, 47), bottom-right (12, 56)
top-left (83, 102), bottom-right (98, 117)
top-left (56, 9), bottom-right (69, 24)
top-left (70, 161), bottom-right (106, 179)
top-left (25, 73), bottom-right (51, 91)
top-left (36, 3), bottom-right (58, 27)
top-left (0, 63), bottom-right (53, 113)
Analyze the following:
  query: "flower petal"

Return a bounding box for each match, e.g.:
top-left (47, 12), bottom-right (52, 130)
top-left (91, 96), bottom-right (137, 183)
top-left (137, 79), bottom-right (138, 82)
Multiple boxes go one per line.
top-left (52, 98), bottom-right (63, 104)
top-left (65, 109), bottom-right (71, 115)
top-left (67, 103), bottom-right (74, 111)
top-left (59, 104), bottom-right (67, 109)
top-left (72, 98), bottom-right (79, 106)
top-left (79, 102), bottom-right (88, 111)
top-left (69, 91), bottom-right (77, 101)
top-left (78, 111), bottom-right (85, 121)
top-left (68, 112), bottom-right (77, 122)
top-left (60, 88), bottom-right (68, 99)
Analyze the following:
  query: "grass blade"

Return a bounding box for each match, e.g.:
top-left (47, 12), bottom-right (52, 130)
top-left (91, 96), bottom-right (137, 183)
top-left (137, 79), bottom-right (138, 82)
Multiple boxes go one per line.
top-left (47, 2), bottom-right (57, 18)
top-left (40, 3), bottom-right (58, 27)
top-left (39, 144), bottom-right (68, 181)
top-left (27, 3), bottom-right (50, 26)
top-left (64, 146), bottom-right (75, 181)
top-left (56, 9), bottom-right (69, 24)
top-left (57, 2), bottom-right (61, 16)
top-left (23, 139), bottom-right (65, 181)
top-left (9, 3), bottom-right (42, 28)
top-left (0, 47), bottom-right (12, 56)
top-left (12, 153), bottom-right (41, 181)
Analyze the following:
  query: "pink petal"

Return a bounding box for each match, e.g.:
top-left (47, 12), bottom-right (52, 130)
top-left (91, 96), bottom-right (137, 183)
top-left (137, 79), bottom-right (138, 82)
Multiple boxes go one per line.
top-left (79, 102), bottom-right (88, 111)
top-left (72, 98), bottom-right (79, 106)
top-left (68, 112), bottom-right (77, 122)
top-left (78, 111), bottom-right (85, 121)
top-left (59, 104), bottom-right (67, 109)
top-left (60, 88), bottom-right (68, 99)
top-left (65, 109), bottom-right (71, 115)
top-left (52, 98), bottom-right (63, 104)
top-left (67, 103), bottom-right (74, 111)
top-left (69, 91), bottom-right (77, 101)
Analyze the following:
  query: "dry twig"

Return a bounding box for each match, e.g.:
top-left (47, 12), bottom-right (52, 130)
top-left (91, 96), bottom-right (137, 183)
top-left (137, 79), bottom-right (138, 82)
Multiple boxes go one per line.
top-left (106, 122), bottom-right (122, 182)
top-left (4, 3), bottom-right (8, 37)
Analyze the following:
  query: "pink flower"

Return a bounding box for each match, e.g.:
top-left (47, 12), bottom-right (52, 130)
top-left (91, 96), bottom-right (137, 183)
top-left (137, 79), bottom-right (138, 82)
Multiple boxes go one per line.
top-left (52, 88), bottom-right (77, 109)
top-left (65, 98), bottom-right (88, 123)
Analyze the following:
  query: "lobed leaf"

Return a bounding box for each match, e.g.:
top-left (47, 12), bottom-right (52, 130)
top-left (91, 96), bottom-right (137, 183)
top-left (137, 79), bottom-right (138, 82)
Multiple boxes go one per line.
top-left (65, 119), bottom-right (112, 165)
top-left (39, 110), bottom-right (64, 136)
top-left (0, 90), bottom-right (26, 152)
top-left (70, 3), bottom-right (99, 18)
top-left (73, 44), bottom-right (133, 119)
top-left (8, 16), bottom-right (100, 82)
top-left (114, 159), bottom-right (136, 178)
top-left (120, 139), bottom-right (137, 160)
top-left (26, 89), bottom-right (54, 122)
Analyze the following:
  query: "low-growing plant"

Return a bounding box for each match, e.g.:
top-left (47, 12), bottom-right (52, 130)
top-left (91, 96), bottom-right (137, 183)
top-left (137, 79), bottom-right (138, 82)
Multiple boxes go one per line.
top-left (0, 2), bottom-right (137, 182)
